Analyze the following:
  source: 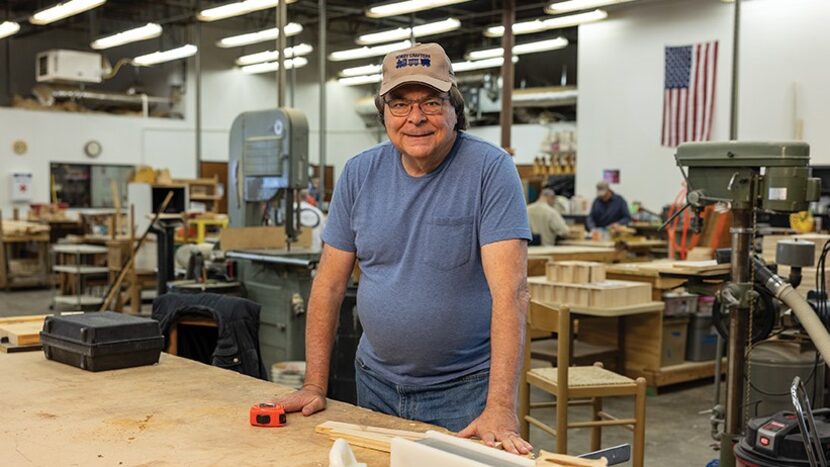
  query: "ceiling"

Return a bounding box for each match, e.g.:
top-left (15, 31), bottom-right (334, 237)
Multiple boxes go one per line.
top-left (3, 1), bottom-right (575, 71)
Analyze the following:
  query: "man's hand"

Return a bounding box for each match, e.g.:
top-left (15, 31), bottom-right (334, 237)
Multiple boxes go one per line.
top-left (276, 385), bottom-right (327, 416)
top-left (457, 404), bottom-right (533, 455)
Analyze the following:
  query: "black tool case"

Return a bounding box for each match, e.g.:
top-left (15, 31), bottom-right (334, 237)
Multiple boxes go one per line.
top-left (40, 311), bottom-right (165, 372)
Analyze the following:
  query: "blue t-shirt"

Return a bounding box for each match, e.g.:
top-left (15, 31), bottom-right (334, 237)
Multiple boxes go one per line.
top-left (322, 132), bottom-right (531, 386)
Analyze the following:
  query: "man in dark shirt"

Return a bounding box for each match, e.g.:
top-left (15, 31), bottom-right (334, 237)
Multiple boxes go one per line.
top-left (587, 180), bottom-right (632, 230)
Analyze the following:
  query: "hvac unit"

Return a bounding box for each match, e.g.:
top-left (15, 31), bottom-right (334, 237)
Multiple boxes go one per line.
top-left (36, 50), bottom-right (103, 84)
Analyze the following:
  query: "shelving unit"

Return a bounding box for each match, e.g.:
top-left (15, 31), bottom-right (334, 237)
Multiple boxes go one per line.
top-left (51, 243), bottom-right (109, 310)
top-left (174, 176), bottom-right (221, 213)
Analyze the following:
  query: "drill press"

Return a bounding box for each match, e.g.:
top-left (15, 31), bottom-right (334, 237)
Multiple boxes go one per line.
top-left (672, 141), bottom-right (823, 465)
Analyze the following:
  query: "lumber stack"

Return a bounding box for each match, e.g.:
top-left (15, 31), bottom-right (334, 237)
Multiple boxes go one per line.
top-left (1, 220), bottom-right (50, 237)
top-left (547, 260), bottom-right (606, 283)
top-left (531, 260), bottom-right (652, 308)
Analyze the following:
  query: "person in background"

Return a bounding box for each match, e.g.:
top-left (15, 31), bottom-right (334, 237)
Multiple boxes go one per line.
top-left (527, 188), bottom-right (570, 246)
top-left (299, 189), bottom-right (325, 252)
top-left (308, 176), bottom-right (321, 206)
top-left (587, 180), bottom-right (631, 230)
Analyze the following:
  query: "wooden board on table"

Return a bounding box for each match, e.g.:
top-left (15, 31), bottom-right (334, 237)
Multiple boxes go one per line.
top-left (316, 420), bottom-right (427, 453)
top-left (1, 220), bottom-right (50, 236)
top-left (0, 320), bottom-right (44, 346)
top-left (219, 226), bottom-right (311, 251)
top-left (0, 314), bottom-right (49, 325)
top-left (0, 342), bottom-right (42, 353)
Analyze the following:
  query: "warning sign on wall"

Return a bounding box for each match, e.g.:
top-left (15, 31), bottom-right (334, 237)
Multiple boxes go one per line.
top-left (11, 172), bottom-right (33, 202)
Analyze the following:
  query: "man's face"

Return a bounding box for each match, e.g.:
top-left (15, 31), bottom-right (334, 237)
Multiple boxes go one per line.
top-left (383, 84), bottom-right (458, 161)
top-left (598, 189), bottom-right (612, 201)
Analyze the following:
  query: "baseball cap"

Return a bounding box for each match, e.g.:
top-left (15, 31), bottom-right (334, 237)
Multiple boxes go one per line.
top-left (379, 43), bottom-right (456, 96)
top-left (596, 180), bottom-right (610, 195)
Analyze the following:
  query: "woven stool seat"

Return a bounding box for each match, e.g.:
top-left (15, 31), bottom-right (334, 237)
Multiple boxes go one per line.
top-left (530, 365), bottom-right (634, 387)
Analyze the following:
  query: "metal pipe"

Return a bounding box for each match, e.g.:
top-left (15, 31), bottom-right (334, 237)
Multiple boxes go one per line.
top-left (225, 251), bottom-right (317, 268)
top-left (33, 85), bottom-right (173, 106)
top-left (499, 0), bottom-right (515, 151)
top-left (730, 0), bottom-right (740, 140)
top-left (277, 1), bottom-right (287, 108)
top-left (195, 19), bottom-right (203, 176)
top-left (318, 0), bottom-right (327, 208)
top-left (725, 209), bottom-right (752, 438)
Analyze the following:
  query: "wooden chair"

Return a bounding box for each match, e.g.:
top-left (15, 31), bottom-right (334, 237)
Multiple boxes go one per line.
top-left (519, 300), bottom-right (647, 467)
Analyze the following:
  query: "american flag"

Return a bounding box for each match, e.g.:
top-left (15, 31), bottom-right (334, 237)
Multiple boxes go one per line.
top-left (661, 41), bottom-right (719, 147)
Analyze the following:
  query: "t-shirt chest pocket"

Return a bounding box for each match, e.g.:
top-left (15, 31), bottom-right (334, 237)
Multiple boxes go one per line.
top-left (420, 215), bottom-right (474, 271)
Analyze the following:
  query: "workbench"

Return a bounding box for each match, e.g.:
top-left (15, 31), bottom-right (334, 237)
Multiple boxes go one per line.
top-left (0, 352), bottom-right (433, 466)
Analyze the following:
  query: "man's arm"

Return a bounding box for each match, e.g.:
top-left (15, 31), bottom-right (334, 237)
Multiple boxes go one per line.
top-left (277, 244), bottom-right (355, 415)
top-left (549, 210), bottom-right (570, 239)
top-left (586, 199), bottom-right (598, 230)
top-left (457, 239), bottom-right (532, 455)
top-left (617, 196), bottom-right (632, 225)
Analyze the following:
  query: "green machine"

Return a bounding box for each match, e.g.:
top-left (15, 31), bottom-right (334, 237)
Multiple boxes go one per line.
top-left (671, 141), bottom-right (827, 465)
top-left (225, 108), bottom-right (318, 377)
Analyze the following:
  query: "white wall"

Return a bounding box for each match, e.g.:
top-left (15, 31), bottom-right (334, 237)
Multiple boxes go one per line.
top-left (0, 108), bottom-right (195, 214)
top-left (577, 0), bottom-right (734, 210)
top-left (466, 123), bottom-right (577, 165)
top-left (739, 0), bottom-right (830, 161)
top-left (577, 0), bottom-right (830, 209)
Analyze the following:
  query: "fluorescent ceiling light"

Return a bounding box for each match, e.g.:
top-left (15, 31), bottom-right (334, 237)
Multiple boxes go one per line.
top-left (0, 21), bottom-right (20, 40)
top-left (240, 56), bottom-right (308, 74)
top-left (466, 37), bottom-right (569, 60)
top-left (198, 0), bottom-right (296, 22)
top-left (366, 0), bottom-right (471, 18)
top-left (545, 0), bottom-right (635, 13)
top-left (452, 56), bottom-right (517, 73)
top-left (30, 0), bottom-right (106, 25)
top-left (133, 44), bottom-right (198, 66)
top-left (235, 43), bottom-right (313, 66)
top-left (329, 40), bottom-right (411, 62)
top-left (217, 23), bottom-right (303, 48)
top-left (356, 18), bottom-right (460, 45)
top-left (484, 9), bottom-right (607, 37)
top-left (90, 23), bottom-right (162, 50)
top-left (339, 74), bottom-right (383, 86)
top-left (339, 64), bottom-right (383, 78)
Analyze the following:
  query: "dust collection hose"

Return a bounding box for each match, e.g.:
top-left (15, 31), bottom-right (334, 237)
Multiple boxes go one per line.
top-left (753, 256), bottom-right (830, 368)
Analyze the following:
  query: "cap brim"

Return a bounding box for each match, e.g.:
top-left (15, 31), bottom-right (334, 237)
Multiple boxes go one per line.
top-left (380, 74), bottom-right (453, 96)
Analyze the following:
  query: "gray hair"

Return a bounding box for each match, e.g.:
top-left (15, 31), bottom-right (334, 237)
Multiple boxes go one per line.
top-left (541, 188), bottom-right (556, 198)
top-left (374, 85), bottom-right (468, 131)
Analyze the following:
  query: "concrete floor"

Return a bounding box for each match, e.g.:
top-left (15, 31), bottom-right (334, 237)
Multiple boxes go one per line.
top-left (0, 289), bottom-right (723, 466)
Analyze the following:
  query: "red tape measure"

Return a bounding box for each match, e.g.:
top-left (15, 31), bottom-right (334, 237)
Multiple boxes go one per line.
top-left (250, 402), bottom-right (286, 427)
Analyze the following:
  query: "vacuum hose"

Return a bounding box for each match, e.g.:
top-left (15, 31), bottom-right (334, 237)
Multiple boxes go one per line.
top-left (753, 256), bottom-right (830, 368)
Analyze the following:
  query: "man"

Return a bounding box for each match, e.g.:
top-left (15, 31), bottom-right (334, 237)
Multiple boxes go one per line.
top-left (278, 43), bottom-right (533, 455)
top-left (527, 188), bottom-right (570, 246)
top-left (587, 180), bottom-right (631, 230)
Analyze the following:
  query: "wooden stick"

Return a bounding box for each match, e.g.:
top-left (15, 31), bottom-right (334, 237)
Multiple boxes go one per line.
top-left (100, 191), bottom-right (174, 311)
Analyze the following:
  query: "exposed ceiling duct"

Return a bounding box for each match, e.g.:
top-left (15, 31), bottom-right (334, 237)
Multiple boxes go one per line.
top-left (31, 84), bottom-right (176, 116)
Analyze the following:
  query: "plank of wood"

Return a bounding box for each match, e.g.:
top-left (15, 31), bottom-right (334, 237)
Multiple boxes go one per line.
top-left (315, 420), bottom-right (427, 453)
top-left (219, 226), bottom-right (312, 251)
top-left (0, 342), bottom-right (42, 353)
top-left (537, 450), bottom-right (608, 467)
top-left (0, 321), bottom-right (44, 346)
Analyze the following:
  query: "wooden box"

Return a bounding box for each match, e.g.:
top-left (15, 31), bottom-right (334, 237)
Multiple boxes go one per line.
top-left (546, 261), bottom-right (606, 284)
top-left (529, 277), bottom-right (652, 308)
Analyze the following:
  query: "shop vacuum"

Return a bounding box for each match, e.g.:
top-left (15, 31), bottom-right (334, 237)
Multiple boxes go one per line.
top-left (734, 377), bottom-right (830, 467)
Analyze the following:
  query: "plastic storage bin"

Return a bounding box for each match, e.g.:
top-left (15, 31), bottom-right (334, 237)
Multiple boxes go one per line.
top-left (662, 292), bottom-right (699, 317)
top-left (686, 314), bottom-right (719, 361)
top-left (661, 316), bottom-right (690, 366)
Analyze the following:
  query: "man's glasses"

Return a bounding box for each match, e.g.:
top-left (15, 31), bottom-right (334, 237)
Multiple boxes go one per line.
top-left (384, 96), bottom-right (449, 117)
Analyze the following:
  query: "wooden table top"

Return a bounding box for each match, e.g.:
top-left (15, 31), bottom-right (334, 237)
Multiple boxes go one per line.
top-left (0, 352), bottom-right (434, 466)
top-left (559, 239), bottom-right (667, 249)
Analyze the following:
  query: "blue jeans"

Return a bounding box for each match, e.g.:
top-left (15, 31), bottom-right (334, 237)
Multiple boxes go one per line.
top-left (355, 357), bottom-right (489, 432)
